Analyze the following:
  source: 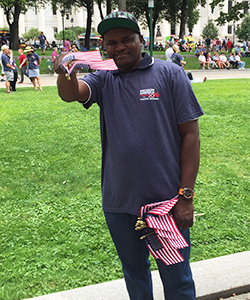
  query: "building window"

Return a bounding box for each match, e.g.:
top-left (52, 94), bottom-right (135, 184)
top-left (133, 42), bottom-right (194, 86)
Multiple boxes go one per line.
top-left (53, 28), bottom-right (58, 37)
top-left (170, 23), bottom-right (176, 35)
top-left (228, 0), bottom-right (232, 12)
top-left (228, 25), bottom-right (232, 34)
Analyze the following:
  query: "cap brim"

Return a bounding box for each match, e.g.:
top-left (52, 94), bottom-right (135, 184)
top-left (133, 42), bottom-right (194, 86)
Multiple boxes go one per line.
top-left (98, 18), bottom-right (140, 36)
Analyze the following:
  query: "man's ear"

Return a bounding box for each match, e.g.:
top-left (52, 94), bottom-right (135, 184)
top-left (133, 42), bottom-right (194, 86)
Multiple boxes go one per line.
top-left (139, 34), bottom-right (144, 45)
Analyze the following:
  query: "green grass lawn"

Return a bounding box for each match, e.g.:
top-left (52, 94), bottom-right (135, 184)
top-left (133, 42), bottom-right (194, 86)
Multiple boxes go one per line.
top-left (0, 80), bottom-right (250, 300)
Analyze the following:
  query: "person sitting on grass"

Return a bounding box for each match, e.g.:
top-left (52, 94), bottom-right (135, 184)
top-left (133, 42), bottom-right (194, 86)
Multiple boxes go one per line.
top-left (212, 52), bottom-right (224, 69)
top-left (235, 54), bottom-right (246, 69)
top-left (198, 51), bottom-right (210, 69)
top-left (194, 46), bottom-right (201, 57)
top-left (206, 52), bottom-right (218, 69)
top-left (219, 52), bottom-right (230, 69)
top-left (228, 53), bottom-right (238, 69)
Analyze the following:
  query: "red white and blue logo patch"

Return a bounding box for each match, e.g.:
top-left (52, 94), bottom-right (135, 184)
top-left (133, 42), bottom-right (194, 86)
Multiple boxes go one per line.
top-left (140, 89), bottom-right (159, 101)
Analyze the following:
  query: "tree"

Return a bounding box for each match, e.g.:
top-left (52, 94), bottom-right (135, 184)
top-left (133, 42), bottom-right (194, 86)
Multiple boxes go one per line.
top-left (201, 19), bottom-right (219, 40)
top-left (127, 0), bottom-right (205, 42)
top-left (179, 0), bottom-right (206, 38)
top-left (127, 0), bottom-right (168, 44)
top-left (236, 14), bottom-right (250, 41)
top-left (186, 6), bottom-right (200, 34)
top-left (0, 0), bottom-right (45, 49)
top-left (95, 0), bottom-right (116, 20)
top-left (210, 0), bottom-right (250, 25)
top-left (77, 0), bottom-right (94, 49)
top-left (55, 27), bottom-right (86, 42)
top-left (22, 27), bottom-right (40, 41)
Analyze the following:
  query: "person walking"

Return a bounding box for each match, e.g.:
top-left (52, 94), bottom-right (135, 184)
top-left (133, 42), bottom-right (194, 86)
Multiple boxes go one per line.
top-left (1, 45), bottom-right (15, 94)
top-left (54, 11), bottom-right (203, 300)
top-left (18, 48), bottom-right (29, 83)
top-left (24, 46), bottom-right (43, 91)
top-left (38, 31), bottom-right (47, 55)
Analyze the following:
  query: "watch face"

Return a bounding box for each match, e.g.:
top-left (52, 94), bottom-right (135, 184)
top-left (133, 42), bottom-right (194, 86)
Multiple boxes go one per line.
top-left (183, 188), bottom-right (193, 199)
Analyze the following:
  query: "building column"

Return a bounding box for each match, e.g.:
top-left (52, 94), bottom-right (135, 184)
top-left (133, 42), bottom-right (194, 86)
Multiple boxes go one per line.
top-left (37, 8), bottom-right (45, 33)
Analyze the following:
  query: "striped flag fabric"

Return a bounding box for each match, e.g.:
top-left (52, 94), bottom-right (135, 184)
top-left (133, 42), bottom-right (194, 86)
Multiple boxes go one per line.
top-left (61, 50), bottom-right (118, 77)
top-left (135, 196), bottom-right (189, 266)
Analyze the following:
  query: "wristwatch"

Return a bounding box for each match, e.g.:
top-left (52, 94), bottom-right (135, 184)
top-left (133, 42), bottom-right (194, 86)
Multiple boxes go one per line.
top-left (178, 188), bottom-right (195, 200)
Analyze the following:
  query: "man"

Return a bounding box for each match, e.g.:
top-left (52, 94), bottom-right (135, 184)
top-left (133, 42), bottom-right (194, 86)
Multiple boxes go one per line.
top-left (0, 48), bottom-right (5, 81)
top-left (18, 48), bottom-right (29, 83)
top-left (165, 41), bottom-right (174, 62)
top-left (54, 11), bottom-right (203, 300)
top-left (205, 35), bottom-right (211, 51)
top-left (222, 36), bottom-right (228, 51)
top-left (235, 53), bottom-right (246, 69)
top-left (1, 45), bottom-right (15, 93)
top-left (229, 52), bottom-right (237, 69)
top-left (1, 33), bottom-right (8, 46)
top-left (227, 38), bottom-right (233, 54)
top-left (38, 31), bottom-right (47, 55)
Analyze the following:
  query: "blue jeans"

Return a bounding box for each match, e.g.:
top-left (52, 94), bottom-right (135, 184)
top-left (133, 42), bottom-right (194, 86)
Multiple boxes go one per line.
top-left (238, 61), bottom-right (246, 68)
top-left (104, 212), bottom-right (196, 300)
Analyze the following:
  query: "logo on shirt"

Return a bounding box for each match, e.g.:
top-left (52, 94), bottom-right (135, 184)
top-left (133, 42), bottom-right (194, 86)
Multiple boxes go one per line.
top-left (140, 89), bottom-right (159, 101)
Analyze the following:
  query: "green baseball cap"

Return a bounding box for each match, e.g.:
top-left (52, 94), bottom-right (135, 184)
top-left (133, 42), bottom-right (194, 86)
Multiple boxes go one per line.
top-left (98, 11), bottom-right (141, 36)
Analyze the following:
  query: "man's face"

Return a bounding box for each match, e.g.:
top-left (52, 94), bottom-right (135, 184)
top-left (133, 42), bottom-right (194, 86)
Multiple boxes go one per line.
top-left (3, 48), bottom-right (9, 55)
top-left (104, 27), bottom-right (143, 73)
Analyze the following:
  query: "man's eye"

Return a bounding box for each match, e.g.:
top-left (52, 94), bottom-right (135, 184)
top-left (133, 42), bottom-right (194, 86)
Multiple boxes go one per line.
top-left (107, 42), bottom-right (116, 46)
top-left (123, 39), bottom-right (132, 43)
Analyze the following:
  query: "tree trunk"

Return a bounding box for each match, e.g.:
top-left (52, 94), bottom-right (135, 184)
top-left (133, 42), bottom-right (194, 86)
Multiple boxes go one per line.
top-left (6, 2), bottom-right (21, 49)
top-left (106, 0), bottom-right (111, 15)
top-left (96, 0), bottom-right (104, 20)
top-left (85, 2), bottom-right (93, 50)
top-left (118, 0), bottom-right (126, 11)
top-left (179, 0), bottom-right (188, 38)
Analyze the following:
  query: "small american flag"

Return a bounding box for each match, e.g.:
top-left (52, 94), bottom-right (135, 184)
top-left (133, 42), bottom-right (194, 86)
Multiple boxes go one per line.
top-left (135, 196), bottom-right (189, 266)
top-left (61, 50), bottom-right (118, 76)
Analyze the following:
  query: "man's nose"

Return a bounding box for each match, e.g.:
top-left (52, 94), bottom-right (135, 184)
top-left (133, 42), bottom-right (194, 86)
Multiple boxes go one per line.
top-left (115, 42), bottom-right (126, 51)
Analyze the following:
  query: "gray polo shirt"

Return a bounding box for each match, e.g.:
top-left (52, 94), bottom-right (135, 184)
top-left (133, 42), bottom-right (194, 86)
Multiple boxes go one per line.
top-left (81, 53), bottom-right (204, 215)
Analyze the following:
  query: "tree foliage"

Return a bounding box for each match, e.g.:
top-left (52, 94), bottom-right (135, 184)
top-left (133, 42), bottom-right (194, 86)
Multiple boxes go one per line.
top-left (201, 18), bottom-right (219, 40)
top-left (126, 0), bottom-right (206, 40)
top-left (210, 0), bottom-right (250, 25)
top-left (22, 27), bottom-right (40, 41)
top-left (0, 0), bottom-right (45, 49)
top-left (55, 27), bottom-right (86, 42)
top-left (236, 14), bottom-right (250, 41)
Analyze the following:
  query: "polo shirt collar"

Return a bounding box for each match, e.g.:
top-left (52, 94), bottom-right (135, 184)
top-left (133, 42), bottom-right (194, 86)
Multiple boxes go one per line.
top-left (112, 52), bottom-right (154, 75)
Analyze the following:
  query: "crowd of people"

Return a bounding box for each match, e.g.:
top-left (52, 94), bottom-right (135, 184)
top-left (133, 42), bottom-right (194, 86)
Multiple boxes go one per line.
top-left (165, 36), bottom-right (248, 72)
top-left (0, 31), bottom-right (81, 93)
top-left (0, 44), bottom-right (43, 93)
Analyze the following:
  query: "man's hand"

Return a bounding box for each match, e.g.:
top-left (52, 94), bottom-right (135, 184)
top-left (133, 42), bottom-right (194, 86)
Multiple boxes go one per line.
top-left (53, 52), bottom-right (68, 74)
top-left (172, 196), bottom-right (194, 230)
